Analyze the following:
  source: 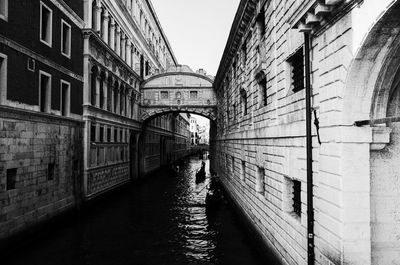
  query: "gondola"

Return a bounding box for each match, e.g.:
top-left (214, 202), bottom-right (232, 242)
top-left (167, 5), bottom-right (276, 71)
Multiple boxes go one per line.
top-left (195, 168), bottom-right (206, 183)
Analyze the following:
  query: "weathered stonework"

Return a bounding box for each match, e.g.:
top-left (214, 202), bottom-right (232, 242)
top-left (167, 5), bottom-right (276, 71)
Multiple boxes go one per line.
top-left (0, 106), bottom-right (83, 240)
top-left (212, 0), bottom-right (400, 264)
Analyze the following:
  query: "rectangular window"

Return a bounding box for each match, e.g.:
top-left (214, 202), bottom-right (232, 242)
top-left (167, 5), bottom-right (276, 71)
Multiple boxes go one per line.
top-left (241, 160), bottom-right (245, 181)
top-left (107, 127), bottom-right (111, 142)
top-left (0, 0), bottom-right (8, 21)
top-left (100, 126), bottom-right (104, 142)
top-left (6, 168), bottom-right (17, 190)
top-left (114, 128), bottom-right (118, 142)
top-left (258, 78), bottom-right (267, 107)
top-left (256, 167), bottom-right (264, 194)
top-left (40, 1), bottom-right (52, 47)
top-left (91, 124), bottom-right (96, 142)
top-left (120, 130), bottom-right (123, 143)
top-left (288, 48), bottom-right (304, 93)
top-left (48, 163), bottom-right (55, 181)
top-left (61, 19), bottom-right (71, 58)
top-left (0, 55), bottom-right (6, 104)
top-left (60, 80), bottom-right (70, 117)
top-left (160, 91), bottom-right (169, 99)
top-left (231, 156), bottom-right (235, 174)
top-left (293, 180), bottom-right (301, 217)
top-left (39, 71), bottom-right (51, 113)
top-left (190, 91), bottom-right (198, 99)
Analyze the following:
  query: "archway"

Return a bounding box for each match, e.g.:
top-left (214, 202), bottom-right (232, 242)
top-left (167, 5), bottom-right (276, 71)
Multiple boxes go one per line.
top-left (343, 1), bottom-right (400, 263)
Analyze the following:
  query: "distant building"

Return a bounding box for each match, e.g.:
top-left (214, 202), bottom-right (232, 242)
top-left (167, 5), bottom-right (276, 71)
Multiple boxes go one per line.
top-left (198, 123), bottom-right (210, 145)
top-left (190, 117), bottom-right (199, 145)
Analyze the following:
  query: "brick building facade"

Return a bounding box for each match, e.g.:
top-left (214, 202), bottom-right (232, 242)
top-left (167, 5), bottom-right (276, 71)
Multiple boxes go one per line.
top-left (0, 0), bottom-right (84, 240)
top-left (211, 0), bottom-right (400, 264)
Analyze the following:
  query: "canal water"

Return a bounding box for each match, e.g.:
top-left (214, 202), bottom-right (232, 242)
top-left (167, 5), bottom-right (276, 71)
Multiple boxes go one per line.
top-left (4, 156), bottom-right (277, 265)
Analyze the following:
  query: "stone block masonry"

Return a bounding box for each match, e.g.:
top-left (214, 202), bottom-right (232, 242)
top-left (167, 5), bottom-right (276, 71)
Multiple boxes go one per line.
top-left (0, 106), bottom-right (83, 240)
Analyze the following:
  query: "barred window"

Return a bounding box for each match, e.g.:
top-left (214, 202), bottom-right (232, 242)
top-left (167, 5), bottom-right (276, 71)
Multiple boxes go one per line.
top-left (293, 180), bottom-right (301, 217)
top-left (288, 48), bottom-right (304, 93)
top-left (160, 91), bottom-right (169, 99)
top-left (190, 91), bottom-right (198, 99)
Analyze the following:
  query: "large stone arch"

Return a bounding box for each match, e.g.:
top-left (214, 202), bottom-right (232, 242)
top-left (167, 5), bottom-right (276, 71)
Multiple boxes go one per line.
top-left (341, 1), bottom-right (400, 264)
top-left (343, 0), bottom-right (400, 124)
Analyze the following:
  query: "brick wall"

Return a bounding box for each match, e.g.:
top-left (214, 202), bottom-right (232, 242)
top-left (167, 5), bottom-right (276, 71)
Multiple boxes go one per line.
top-left (0, 106), bottom-right (83, 240)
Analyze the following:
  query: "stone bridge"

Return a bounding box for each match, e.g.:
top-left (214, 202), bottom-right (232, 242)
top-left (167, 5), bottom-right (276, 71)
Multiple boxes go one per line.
top-left (140, 66), bottom-right (217, 121)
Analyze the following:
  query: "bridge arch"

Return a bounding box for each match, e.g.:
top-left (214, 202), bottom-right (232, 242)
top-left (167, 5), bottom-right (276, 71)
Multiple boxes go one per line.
top-left (140, 65), bottom-right (217, 121)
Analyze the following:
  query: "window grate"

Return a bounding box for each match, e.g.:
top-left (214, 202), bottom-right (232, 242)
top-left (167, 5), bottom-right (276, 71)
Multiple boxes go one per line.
top-left (292, 180), bottom-right (301, 217)
top-left (288, 48), bottom-right (304, 93)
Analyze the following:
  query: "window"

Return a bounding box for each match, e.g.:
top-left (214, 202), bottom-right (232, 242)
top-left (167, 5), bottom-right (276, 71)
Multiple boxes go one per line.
top-left (91, 124), bottom-right (96, 142)
top-left (241, 38), bottom-right (248, 67)
top-left (0, 54), bottom-right (6, 104)
top-left (258, 77), bottom-right (267, 107)
top-left (107, 127), bottom-right (111, 142)
top-left (175, 92), bottom-right (181, 99)
top-left (0, 0), bottom-right (8, 21)
top-left (48, 163), bottom-right (55, 181)
top-left (60, 80), bottom-right (70, 117)
top-left (231, 156), bottom-right (234, 174)
top-left (61, 20), bottom-right (71, 58)
top-left (293, 180), bottom-right (301, 217)
top-left (241, 160), bottom-right (245, 181)
top-left (114, 128), bottom-right (118, 142)
top-left (100, 126), bottom-right (104, 142)
top-left (256, 167), bottom-right (264, 194)
top-left (190, 91), bottom-right (198, 99)
top-left (6, 168), bottom-right (16, 190)
top-left (40, 2), bottom-right (52, 47)
top-left (160, 91), bottom-right (169, 99)
top-left (288, 48), bottom-right (304, 93)
top-left (240, 88), bottom-right (248, 115)
top-left (39, 71), bottom-right (51, 113)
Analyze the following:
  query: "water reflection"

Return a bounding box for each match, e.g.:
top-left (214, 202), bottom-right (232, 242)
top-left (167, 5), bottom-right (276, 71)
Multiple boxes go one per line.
top-left (4, 155), bottom-right (271, 265)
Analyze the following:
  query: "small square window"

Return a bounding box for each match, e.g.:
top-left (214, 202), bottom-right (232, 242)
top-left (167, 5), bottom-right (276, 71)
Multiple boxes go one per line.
top-left (6, 168), bottom-right (17, 190)
top-left (40, 2), bottom-right (53, 47)
top-left (190, 91), bottom-right (198, 99)
top-left (61, 20), bottom-right (71, 58)
top-left (287, 48), bottom-right (304, 93)
top-left (48, 163), bottom-right (55, 181)
top-left (160, 91), bottom-right (169, 99)
top-left (0, 0), bottom-right (8, 21)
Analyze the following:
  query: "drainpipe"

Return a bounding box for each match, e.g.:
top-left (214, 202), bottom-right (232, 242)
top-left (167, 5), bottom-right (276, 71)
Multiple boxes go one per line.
top-left (304, 32), bottom-right (315, 265)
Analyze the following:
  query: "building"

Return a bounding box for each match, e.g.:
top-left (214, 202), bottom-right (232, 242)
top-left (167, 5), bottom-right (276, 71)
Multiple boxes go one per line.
top-left (198, 123), bottom-right (210, 145)
top-left (211, 0), bottom-right (400, 264)
top-left (81, 0), bottom-right (178, 198)
top-left (190, 116), bottom-right (199, 145)
top-left (0, 0), bottom-right (84, 239)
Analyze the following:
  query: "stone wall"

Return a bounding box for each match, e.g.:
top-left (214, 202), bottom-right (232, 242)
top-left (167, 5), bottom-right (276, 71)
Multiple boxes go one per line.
top-left (212, 0), bottom-right (400, 264)
top-left (0, 106), bottom-right (83, 240)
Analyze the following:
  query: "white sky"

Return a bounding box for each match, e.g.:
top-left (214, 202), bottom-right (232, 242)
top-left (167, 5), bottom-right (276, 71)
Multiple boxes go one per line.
top-left (151, 0), bottom-right (240, 76)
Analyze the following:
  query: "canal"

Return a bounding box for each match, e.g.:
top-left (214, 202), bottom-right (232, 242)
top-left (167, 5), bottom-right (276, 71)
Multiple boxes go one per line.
top-left (4, 156), bottom-right (278, 265)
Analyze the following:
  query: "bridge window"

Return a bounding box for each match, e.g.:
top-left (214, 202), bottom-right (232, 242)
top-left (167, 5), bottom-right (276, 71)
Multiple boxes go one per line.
top-left (287, 48), bottom-right (304, 93)
top-left (160, 91), bottom-right (169, 99)
top-left (190, 91), bottom-right (198, 99)
top-left (175, 91), bottom-right (181, 99)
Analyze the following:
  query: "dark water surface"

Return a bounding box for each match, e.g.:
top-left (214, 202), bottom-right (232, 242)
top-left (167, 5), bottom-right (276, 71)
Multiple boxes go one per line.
top-left (4, 157), bottom-right (275, 265)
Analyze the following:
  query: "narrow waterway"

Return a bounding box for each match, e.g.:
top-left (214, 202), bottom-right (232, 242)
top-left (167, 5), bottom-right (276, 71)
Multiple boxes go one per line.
top-left (4, 156), bottom-right (277, 265)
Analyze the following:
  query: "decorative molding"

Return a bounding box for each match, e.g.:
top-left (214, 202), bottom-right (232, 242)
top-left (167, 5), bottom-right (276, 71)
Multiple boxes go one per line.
top-left (49, 0), bottom-right (85, 28)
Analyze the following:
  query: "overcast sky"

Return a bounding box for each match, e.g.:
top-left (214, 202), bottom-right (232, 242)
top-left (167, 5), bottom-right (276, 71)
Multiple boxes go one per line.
top-left (151, 0), bottom-right (240, 77)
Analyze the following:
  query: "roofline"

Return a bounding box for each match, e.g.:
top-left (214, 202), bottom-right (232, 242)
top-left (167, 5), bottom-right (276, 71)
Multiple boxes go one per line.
top-left (214, 0), bottom-right (258, 89)
top-left (146, 0), bottom-right (179, 66)
top-left (142, 72), bottom-right (214, 87)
